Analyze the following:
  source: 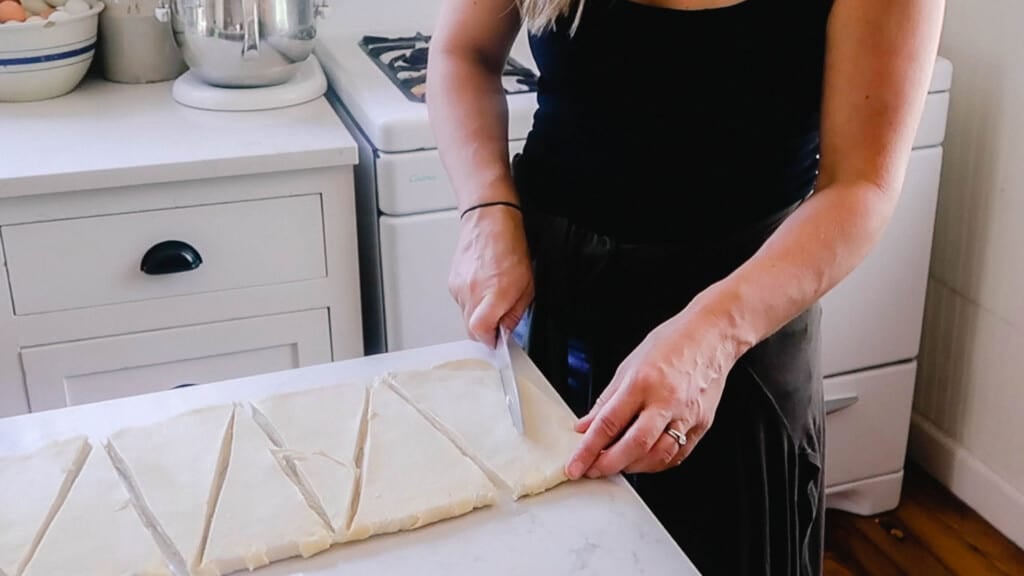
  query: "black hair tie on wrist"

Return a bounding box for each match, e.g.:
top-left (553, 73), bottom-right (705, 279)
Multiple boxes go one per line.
top-left (459, 201), bottom-right (522, 220)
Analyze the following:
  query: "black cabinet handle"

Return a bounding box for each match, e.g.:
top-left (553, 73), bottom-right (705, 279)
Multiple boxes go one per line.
top-left (141, 240), bottom-right (202, 275)
top-left (172, 383), bottom-right (199, 390)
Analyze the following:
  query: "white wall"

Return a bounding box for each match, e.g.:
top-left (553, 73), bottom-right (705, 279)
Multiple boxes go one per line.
top-left (912, 0), bottom-right (1024, 548)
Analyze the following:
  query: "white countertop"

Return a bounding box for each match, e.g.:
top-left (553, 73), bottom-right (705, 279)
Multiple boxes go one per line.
top-left (0, 76), bottom-right (359, 200)
top-left (0, 340), bottom-right (700, 576)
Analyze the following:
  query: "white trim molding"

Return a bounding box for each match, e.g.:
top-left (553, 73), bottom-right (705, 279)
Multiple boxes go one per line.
top-left (909, 413), bottom-right (1024, 549)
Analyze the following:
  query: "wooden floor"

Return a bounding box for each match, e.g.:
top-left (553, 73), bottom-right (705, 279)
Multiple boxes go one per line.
top-left (824, 465), bottom-right (1024, 575)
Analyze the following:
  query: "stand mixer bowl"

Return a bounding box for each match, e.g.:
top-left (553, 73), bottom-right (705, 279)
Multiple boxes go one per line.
top-left (156, 0), bottom-right (329, 88)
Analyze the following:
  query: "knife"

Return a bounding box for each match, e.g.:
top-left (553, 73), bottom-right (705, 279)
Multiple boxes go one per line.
top-left (496, 326), bottom-right (526, 435)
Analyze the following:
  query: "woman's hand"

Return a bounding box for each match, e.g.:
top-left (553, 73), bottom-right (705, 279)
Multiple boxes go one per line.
top-left (566, 301), bottom-right (742, 478)
top-left (449, 204), bottom-right (534, 348)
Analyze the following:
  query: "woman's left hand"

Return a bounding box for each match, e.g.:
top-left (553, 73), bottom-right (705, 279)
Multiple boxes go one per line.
top-left (565, 305), bottom-right (742, 479)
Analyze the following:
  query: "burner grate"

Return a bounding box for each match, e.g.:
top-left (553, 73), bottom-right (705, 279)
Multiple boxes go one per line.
top-left (359, 33), bottom-right (538, 103)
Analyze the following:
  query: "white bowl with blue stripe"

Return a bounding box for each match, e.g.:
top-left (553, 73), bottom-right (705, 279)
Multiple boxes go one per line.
top-left (0, 1), bottom-right (105, 102)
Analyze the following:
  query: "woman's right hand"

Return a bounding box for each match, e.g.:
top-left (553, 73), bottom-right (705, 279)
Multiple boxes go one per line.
top-left (449, 204), bottom-right (534, 348)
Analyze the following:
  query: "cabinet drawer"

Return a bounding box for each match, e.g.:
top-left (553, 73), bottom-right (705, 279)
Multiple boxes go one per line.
top-left (2, 195), bottom-right (326, 315)
top-left (823, 362), bottom-right (916, 488)
top-left (21, 309), bottom-right (332, 412)
top-left (377, 140), bottom-right (526, 216)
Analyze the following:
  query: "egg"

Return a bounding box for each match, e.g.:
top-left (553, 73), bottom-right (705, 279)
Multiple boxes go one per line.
top-left (62, 0), bottom-right (87, 13)
top-left (0, 1), bottom-right (27, 22)
top-left (43, 0), bottom-right (64, 7)
top-left (21, 0), bottom-right (48, 14)
top-left (46, 6), bottom-right (69, 19)
top-left (25, 13), bottom-right (41, 20)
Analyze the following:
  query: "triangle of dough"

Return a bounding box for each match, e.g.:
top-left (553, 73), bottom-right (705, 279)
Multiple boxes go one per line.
top-left (107, 404), bottom-right (235, 574)
top-left (199, 406), bottom-right (331, 576)
top-left (0, 435), bottom-right (89, 576)
top-left (346, 381), bottom-right (497, 542)
top-left (252, 384), bottom-right (367, 541)
top-left (389, 365), bottom-right (583, 499)
top-left (22, 443), bottom-right (170, 576)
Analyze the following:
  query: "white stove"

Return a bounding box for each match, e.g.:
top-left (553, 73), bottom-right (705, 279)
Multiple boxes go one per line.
top-left (358, 33), bottom-right (538, 103)
top-left (317, 27), bottom-right (538, 153)
top-left (314, 1), bottom-right (955, 519)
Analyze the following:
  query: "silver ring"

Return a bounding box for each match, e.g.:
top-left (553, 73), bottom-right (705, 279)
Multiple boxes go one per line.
top-left (665, 427), bottom-right (687, 447)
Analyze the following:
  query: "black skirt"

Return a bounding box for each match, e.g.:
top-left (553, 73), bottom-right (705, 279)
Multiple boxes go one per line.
top-left (519, 200), bottom-right (826, 576)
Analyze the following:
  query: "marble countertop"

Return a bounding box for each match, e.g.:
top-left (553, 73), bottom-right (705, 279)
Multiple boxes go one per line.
top-left (0, 77), bottom-right (358, 200)
top-left (0, 339), bottom-right (700, 576)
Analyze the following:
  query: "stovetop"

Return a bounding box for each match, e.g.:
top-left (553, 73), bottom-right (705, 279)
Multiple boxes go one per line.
top-left (315, 26), bottom-right (540, 152)
top-left (359, 33), bottom-right (539, 103)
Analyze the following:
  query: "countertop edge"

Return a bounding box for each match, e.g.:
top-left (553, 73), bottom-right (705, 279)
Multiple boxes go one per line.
top-left (0, 147), bottom-right (360, 201)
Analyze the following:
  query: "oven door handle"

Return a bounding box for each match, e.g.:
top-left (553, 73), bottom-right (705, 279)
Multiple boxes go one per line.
top-left (825, 392), bottom-right (859, 415)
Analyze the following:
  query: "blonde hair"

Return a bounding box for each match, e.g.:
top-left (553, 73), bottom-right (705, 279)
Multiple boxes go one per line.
top-left (516, 0), bottom-right (586, 34)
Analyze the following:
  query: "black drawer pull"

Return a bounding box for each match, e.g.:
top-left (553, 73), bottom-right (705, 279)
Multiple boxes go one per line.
top-left (141, 241), bottom-right (202, 275)
top-left (172, 382), bottom-right (199, 390)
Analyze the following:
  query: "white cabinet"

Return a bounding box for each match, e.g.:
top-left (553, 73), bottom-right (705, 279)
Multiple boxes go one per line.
top-left (0, 167), bottom-right (363, 417)
top-left (21, 309), bottom-right (332, 411)
top-left (4, 195), bottom-right (327, 315)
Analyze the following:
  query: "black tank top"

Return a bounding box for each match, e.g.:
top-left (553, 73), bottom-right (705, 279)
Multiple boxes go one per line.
top-left (514, 0), bottom-right (834, 243)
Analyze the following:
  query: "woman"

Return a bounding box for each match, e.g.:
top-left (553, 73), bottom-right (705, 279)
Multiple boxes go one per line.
top-left (427, 0), bottom-right (943, 573)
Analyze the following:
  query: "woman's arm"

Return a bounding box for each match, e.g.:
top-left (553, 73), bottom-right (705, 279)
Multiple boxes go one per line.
top-left (692, 0), bottom-right (947, 356)
top-left (429, 0), bottom-right (521, 210)
top-left (567, 0), bottom-right (947, 479)
top-left (428, 1), bottom-right (535, 346)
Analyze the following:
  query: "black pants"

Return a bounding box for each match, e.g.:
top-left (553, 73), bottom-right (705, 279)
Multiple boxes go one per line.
top-left (521, 207), bottom-right (825, 576)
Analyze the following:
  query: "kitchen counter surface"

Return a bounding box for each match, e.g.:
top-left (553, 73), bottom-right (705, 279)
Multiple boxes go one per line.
top-left (0, 339), bottom-right (700, 576)
top-left (0, 76), bottom-right (358, 200)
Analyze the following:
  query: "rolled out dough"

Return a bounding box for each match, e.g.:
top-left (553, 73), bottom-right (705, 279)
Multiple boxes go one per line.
top-left (0, 435), bottom-right (90, 576)
top-left (199, 406), bottom-right (332, 576)
top-left (22, 443), bottom-right (170, 576)
top-left (252, 383), bottom-right (367, 541)
top-left (388, 366), bottom-right (583, 498)
top-left (107, 404), bottom-right (235, 575)
top-left (346, 380), bottom-right (497, 542)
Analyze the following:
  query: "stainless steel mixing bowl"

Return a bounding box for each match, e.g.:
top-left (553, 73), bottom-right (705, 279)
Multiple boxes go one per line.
top-left (156, 0), bottom-right (329, 88)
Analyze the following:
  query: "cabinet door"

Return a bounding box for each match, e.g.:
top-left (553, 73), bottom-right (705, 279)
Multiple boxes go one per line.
top-left (21, 309), bottom-right (332, 412)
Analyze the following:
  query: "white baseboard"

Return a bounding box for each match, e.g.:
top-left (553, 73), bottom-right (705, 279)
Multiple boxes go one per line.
top-left (909, 413), bottom-right (1024, 548)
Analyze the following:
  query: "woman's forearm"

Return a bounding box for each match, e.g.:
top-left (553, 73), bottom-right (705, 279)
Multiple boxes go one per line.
top-left (427, 2), bottom-right (535, 344)
top-left (427, 48), bottom-right (520, 211)
top-left (692, 182), bottom-right (899, 360)
top-left (695, 0), bottom-right (944, 362)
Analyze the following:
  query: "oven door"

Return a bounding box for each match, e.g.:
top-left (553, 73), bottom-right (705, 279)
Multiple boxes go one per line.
top-left (378, 210), bottom-right (464, 351)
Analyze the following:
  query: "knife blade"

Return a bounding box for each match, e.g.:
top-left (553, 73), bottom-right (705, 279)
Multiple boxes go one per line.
top-left (496, 326), bottom-right (525, 435)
